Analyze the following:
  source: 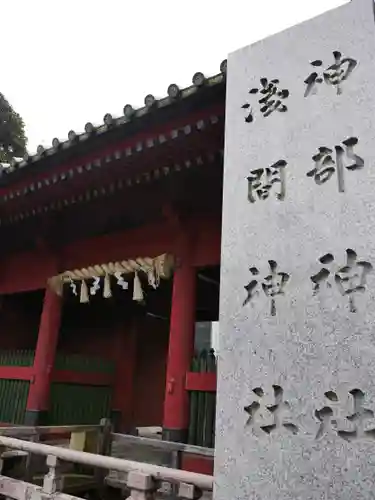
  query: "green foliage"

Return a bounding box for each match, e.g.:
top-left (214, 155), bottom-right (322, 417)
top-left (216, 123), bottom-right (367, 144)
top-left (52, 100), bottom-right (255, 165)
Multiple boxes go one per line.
top-left (0, 92), bottom-right (27, 163)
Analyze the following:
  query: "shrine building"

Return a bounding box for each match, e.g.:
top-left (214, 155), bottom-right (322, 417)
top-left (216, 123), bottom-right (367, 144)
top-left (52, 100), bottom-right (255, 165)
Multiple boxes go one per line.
top-left (0, 61), bottom-right (225, 462)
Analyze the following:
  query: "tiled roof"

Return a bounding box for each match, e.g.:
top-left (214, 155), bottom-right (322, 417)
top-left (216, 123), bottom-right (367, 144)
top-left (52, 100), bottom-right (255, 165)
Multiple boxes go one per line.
top-left (0, 60), bottom-right (227, 178)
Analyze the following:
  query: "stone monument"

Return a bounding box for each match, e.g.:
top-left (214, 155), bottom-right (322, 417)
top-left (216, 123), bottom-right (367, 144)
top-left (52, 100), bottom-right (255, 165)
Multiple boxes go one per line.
top-left (215, 0), bottom-right (375, 498)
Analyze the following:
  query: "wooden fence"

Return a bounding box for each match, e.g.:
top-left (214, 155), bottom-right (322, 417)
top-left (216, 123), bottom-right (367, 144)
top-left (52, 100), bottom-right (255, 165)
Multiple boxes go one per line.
top-left (0, 380), bottom-right (29, 424)
top-left (0, 350), bottom-right (34, 367)
top-left (0, 351), bottom-right (33, 424)
top-left (0, 351), bottom-right (114, 426)
top-left (0, 348), bottom-right (217, 442)
top-left (49, 384), bottom-right (112, 425)
top-left (188, 350), bottom-right (216, 448)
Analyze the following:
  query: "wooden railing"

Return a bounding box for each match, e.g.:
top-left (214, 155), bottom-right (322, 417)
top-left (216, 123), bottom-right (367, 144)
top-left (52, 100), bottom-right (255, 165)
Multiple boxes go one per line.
top-left (112, 432), bottom-right (215, 460)
top-left (0, 421), bottom-right (214, 500)
top-left (110, 432), bottom-right (214, 482)
top-left (0, 423), bottom-right (103, 440)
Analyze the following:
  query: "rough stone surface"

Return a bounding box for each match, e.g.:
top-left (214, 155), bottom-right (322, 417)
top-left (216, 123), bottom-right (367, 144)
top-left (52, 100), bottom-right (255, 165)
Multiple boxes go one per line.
top-left (215, 1), bottom-right (375, 499)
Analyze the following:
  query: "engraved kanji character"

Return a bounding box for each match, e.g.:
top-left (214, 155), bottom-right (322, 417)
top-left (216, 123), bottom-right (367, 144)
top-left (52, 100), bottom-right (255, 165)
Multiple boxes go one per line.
top-left (243, 260), bottom-right (290, 316)
top-left (311, 249), bottom-right (373, 313)
top-left (247, 160), bottom-right (287, 203)
top-left (315, 389), bottom-right (375, 442)
top-left (335, 249), bottom-right (373, 313)
top-left (261, 260), bottom-right (290, 316)
top-left (244, 385), bottom-right (298, 435)
top-left (338, 389), bottom-right (375, 441)
top-left (242, 78), bottom-right (289, 123)
top-left (304, 51), bottom-right (357, 97)
top-left (307, 137), bottom-right (364, 193)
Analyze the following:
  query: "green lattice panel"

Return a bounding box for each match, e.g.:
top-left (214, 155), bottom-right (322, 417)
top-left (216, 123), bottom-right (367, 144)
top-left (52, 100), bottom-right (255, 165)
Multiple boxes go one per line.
top-left (0, 350), bottom-right (34, 367)
top-left (0, 379), bottom-right (29, 424)
top-left (188, 350), bottom-right (217, 448)
top-left (54, 354), bottom-right (114, 374)
top-left (48, 383), bottom-right (112, 425)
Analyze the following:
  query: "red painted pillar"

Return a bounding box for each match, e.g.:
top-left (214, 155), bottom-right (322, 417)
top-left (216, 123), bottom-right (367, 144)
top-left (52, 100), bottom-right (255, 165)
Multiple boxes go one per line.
top-left (111, 321), bottom-right (138, 433)
top-left (25, 287), bottom-right (62, 425)
top-left (162, 251), bottom-right (196, 442)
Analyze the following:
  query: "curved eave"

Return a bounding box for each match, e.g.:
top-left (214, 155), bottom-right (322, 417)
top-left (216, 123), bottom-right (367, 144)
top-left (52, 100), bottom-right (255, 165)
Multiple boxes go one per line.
top-left (0, 69), bottom-right (226, 187)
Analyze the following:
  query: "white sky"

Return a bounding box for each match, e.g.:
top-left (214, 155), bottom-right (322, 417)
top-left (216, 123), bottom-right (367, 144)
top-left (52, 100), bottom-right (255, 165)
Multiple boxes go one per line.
top-left (3, 0), bottom-right (346, 154)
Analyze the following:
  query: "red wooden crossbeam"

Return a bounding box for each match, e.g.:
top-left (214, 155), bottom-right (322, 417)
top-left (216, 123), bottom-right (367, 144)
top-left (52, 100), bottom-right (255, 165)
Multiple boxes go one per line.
top-left (181, 453), bottom-right (214, 476)
top-left (185, 372), bottom-right (217, 392)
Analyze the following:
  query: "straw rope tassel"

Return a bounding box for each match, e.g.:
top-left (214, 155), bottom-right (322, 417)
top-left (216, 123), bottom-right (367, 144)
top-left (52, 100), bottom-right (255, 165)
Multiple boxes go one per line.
top-left (47, 254), bottom-right (175, 300)
top-left (103, 273), bottom-right (112, 298)
top-left (80, 280), bottom-right (89, 303)
top-left (133, 272), bottom-right (144, 302)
